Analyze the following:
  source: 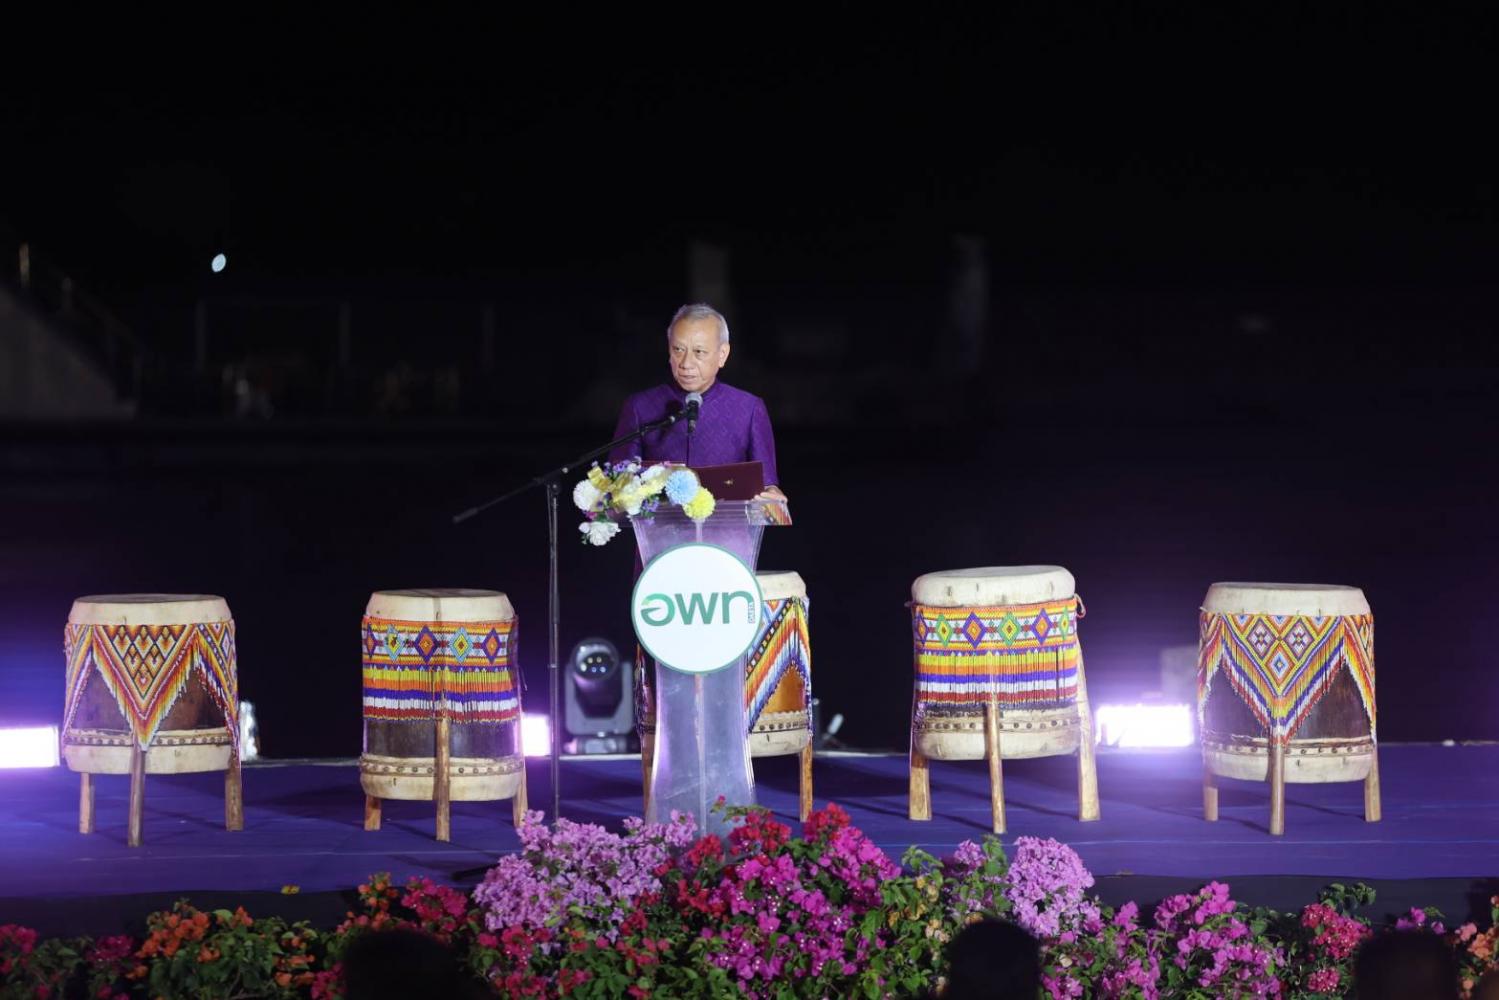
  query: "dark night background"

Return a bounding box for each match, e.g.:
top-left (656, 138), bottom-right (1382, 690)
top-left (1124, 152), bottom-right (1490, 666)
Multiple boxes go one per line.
top-left (2, 13), bottom-right (1497, 758)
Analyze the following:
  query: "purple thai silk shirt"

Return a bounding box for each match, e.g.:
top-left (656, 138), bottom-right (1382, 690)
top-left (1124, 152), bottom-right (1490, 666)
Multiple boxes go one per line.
top-left (608, 381), bottom-right (779, 486)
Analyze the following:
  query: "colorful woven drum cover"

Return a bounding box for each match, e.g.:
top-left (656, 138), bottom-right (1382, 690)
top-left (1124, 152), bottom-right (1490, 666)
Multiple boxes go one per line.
top-left (911, 597), bottom-right (1085, 760)
top-left (360, 598), bottom-right (523, 802)
top-left (745, 594), bottom-right (811, 756)
top-left (1198, 612), bottom-right (1375, 744)
top-left (361, 618), bottom-right (519, 725)
top-left (63, 596), bottom-right (239, 775)
top-left (636, 593), bottom-right (813, 749)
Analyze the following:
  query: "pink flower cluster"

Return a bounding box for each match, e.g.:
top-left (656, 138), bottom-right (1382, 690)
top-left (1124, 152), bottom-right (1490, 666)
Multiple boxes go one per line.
top-left (472, 809), bottom-right (697, 936)
top-left (401, 877), bottom-right (473, 941)
top-left (1042, 898), bottom-right (1161, 999)
top-left (947, 838), bottom-right (1007, 917)
top-left (1301, 901), bottom-right (1371, 961)
top-left (1003, 836), bottom-right (1101, 939)
top-left (0, 925), bottom-right (38, 976)
top-left (694, 803), bottom-right (897, 996)
top-left (1396, 906), bottom-right (1447, 935)
top-left (1153, 882), bottom-right (1283, 997)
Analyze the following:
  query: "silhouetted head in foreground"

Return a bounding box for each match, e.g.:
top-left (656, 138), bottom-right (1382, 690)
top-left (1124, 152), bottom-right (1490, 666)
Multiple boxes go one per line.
top-left (342, 927), bottom-right (485, 1000)
top-left (1473, 968), bottom-right (1499, 1000)
top-left (1354, 930), bottom-right (1459, 1000)
top-left (942, 918), bottom-right (1041, 1000)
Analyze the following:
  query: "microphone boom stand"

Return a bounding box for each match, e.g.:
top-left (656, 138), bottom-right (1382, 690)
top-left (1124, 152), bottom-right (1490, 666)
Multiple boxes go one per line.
top-left (452, 411), bottom-right (686, 822)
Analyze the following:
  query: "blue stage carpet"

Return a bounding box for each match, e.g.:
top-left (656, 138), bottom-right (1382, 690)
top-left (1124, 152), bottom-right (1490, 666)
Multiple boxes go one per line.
top-left (2, 745), bottom-right (1497, 934)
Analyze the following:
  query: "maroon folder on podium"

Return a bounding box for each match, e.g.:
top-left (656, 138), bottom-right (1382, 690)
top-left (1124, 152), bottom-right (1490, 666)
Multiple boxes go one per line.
top-left (690, 461), bottom-right (764, 501)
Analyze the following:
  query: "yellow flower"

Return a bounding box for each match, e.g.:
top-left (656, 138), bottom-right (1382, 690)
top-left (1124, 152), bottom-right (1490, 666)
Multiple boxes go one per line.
top-left (682, 488), bottom-right (716, 521)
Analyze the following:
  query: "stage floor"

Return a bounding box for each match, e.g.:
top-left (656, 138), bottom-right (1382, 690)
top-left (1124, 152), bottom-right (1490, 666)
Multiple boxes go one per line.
top-left (3, 745), bottom-right (1498, 934)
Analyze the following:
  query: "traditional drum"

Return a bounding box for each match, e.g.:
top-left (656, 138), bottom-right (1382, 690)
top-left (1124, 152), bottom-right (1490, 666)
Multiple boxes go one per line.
top-left (63, 594), bottom-right (243, 847)
top-left (1198, 582), bottom-right (1379, 835)
top-left (746, 571), bottom-right (813, 819)
top-left (638, 569), bottom-right (815, 820)
top-left (360, 589), bottom-right (525, 841)
top-left (908, 566), bottom-right (1099, 832)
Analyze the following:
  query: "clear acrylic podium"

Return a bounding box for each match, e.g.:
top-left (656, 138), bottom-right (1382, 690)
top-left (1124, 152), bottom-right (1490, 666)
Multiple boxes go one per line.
top-left (634, 500), bottom-right (789, 836)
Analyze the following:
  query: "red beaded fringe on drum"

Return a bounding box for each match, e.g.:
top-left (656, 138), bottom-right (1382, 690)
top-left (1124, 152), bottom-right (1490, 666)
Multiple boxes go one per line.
top-left (910, 598), bottom-right (1081, 712)
top-left (1198, 612), bottom-right (1375, 744)
top-left (64, 622), bottom-right (240, 751)
top-left (745, 597), bottom-right (811, 727)
top-left (361, 617), bottom-right (520, 724)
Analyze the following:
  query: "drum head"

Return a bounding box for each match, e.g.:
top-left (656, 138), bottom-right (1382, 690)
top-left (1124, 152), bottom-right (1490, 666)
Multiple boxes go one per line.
top-left (912, 566), bottom-right (1074, 608)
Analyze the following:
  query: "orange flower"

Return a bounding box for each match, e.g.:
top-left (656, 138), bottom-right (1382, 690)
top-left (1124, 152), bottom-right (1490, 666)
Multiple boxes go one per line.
top-left (274, 972), bottom-right (292, 987)
top-left (197, 947), bottom-right (219, 963)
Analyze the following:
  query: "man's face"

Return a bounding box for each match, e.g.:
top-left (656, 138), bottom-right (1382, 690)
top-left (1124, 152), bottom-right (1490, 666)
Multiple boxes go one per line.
top-left (668, 317), bottom-right (731, 394)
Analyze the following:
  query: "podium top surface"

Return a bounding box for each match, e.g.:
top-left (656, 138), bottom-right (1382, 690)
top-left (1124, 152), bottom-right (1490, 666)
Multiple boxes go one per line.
top-left (639, 499), bottom-right (790, 527)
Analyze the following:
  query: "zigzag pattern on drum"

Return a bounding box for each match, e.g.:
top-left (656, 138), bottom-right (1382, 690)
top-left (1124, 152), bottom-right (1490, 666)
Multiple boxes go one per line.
top-left (745, 596), bottom-right (810, 727)
top-left (64, 621), bottom-right (239, 751)
top-left (361, 617), bottom-right (520, 723)
top-left (1198, 612), bottom-right (1376, 742)
top-left (911, 599), bottom-right (1080, 709)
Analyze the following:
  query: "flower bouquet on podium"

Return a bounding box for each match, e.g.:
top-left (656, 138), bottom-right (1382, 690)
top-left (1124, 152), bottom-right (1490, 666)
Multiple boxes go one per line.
top-left (573, 461), bottom-right (716, 546)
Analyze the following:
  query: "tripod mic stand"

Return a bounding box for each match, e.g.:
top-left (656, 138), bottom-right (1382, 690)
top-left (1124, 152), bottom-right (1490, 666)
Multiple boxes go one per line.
top-left (452, 410), bottom-right (686, 822)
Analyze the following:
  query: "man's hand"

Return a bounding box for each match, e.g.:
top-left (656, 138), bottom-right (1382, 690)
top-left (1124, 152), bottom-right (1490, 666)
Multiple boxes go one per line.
top-left (756, 484), bottom-right (788, 502)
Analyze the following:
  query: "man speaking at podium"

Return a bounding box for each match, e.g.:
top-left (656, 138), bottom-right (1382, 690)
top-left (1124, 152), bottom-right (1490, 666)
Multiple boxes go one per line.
top-left (609, 303), bottom-right (786, 502)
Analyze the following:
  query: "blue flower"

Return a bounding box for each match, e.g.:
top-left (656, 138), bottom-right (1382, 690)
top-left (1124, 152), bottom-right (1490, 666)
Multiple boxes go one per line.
top-left (665, 469), bottom-right (700, 505)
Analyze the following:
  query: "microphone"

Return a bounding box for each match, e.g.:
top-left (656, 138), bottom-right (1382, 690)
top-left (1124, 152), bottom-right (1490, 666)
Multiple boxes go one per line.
top-left (684, 392), bottom-right (702, 434)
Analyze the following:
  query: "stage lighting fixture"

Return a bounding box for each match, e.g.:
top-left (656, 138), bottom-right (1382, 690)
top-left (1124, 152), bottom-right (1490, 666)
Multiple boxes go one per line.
top-left (1095, 703), bottom-right (1194, 748)
top-left (0, 726), bottom-right (60, 768)
top-left (211, 253), bottom-right (227, 273)
top-left (564, 638), bottom-right (635, 754)
top-left (522, 713), bottom-right (552, 757)
top-left (238, 701), bottom-right (260, 761)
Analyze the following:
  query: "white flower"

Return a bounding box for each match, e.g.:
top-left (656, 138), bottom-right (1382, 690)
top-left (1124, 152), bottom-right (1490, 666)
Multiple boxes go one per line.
top-left (641, 464), bottom-right (667, 482)
top-left (579, 519), bottom-right (620, 546)
top-left (573, 480), bottom-right (602, 512)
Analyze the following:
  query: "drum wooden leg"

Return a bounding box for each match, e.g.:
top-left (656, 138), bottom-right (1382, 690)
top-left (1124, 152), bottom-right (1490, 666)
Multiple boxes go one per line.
top-left (909, 683), bottom-right (931, 821)
top-left (908, 746), bottom-right (931, 820)
top-left (1364, 748), bottom-right (1382, 822)
top-left (127, 744), bottom-right (146, 848)
top-left (985, 701), bottom-right (1005, 834)
top-left (364, 794), bottom-right (382, 831)
top-left (1203, 763), bottom-right (1220, 822)
top-left (225, 749), bottom-right (244, 831)
top-left (1268, 740), bottom-right (1286, 836)
top-left (79, 773), bottom-right (95, 834)
top-left (798, 741), bottom-right (814, 822)
top-left (641, 730), bottom-right (655, 818)
top-left (434, 716), bottom-right (452, 843)
top-left (512, 767), bottom-right (528, 826)
top-left (1074, 657), bottom-right (1100, 822)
